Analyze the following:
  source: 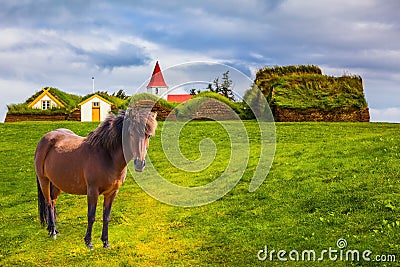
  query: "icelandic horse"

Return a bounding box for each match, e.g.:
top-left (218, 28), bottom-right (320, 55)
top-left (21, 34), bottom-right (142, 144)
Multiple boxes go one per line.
top-left (35, 108), bottom-right (157, 249)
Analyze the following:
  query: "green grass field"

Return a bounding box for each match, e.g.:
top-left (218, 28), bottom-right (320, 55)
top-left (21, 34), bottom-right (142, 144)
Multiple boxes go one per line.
top-left (1, 121), bottom-right (399, 266)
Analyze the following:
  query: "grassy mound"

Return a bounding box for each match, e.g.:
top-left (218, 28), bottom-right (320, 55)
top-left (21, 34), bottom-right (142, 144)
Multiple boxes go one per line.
top-left (128, 93), bottom-right (178, 110)
top-left (255, 65), bottom-right (368, 110)
top-left (174, 91), bottom-right (247, 119)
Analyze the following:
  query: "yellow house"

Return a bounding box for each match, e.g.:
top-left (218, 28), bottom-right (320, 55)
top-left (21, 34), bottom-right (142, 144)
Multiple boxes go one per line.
top-left (27, 87), bottom-right (65, 110)
top-left (78, 94), bottom-right (113, 122)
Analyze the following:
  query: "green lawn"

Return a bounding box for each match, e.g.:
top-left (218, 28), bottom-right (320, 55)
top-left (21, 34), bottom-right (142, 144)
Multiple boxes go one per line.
top-left (0, 121), bottom-right (399, 266)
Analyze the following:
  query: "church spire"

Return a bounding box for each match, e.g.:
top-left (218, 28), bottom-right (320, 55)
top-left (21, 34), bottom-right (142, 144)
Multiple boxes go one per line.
top-left (147, 61), bottom-right (168, 88)
top-left (146, 61), bottom-right (168, 99)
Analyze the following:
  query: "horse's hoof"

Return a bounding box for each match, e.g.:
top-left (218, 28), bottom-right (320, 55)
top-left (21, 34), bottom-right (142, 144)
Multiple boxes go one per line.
top-left (84, 237), bottom-right (94, 250)
top-left (103, 241), bottom-right (110, 248)
top-left (49, 231), bottom-right (57, 239)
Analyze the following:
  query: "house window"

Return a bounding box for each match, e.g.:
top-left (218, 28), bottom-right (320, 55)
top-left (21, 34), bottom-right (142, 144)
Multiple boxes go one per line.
top-left (155, 88), bottom-right (159, 95)
top-left (42, 100), bottom-right (51, 110)
top-left (92, 102), bottom-right (100, 107)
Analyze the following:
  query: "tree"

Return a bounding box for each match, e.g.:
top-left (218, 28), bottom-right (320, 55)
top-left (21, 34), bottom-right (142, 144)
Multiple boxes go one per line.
top-left (113, 89), bottom-right (128, 100)
top-left (213, 77), bottom-right (221, 94)
top-left (220, 70), bottom-right (234, 101)
top-left (207, 71), bottom-right (235, 101)
top-left (206, 83), bottom-right (214, 93)
top-left (190, 88), bottom-right (200, 95)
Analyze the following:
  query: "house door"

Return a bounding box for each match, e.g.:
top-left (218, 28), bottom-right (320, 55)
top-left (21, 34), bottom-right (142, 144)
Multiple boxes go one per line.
top-left (92, 102), bottom-right (100, 122)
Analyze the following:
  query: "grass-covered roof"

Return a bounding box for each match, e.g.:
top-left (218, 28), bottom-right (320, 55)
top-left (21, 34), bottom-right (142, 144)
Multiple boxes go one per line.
top-left (25, 87), bottom-right (82, 110)
top-left (80, 91), bottom-right (128, 109)
top-left (255, 65), bottom-right (368, 110)
top-left (127, 93), bottom-right (177, 110)
top-left (174, 91), bottom-right (248, 119)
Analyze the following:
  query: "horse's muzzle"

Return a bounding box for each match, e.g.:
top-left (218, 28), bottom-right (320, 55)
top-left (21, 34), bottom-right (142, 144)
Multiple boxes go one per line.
top-left (134, 159), bottom-right (146, 172)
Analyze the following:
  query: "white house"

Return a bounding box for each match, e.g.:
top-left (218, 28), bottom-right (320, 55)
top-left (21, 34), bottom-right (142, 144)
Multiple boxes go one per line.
top-left (79, 94), bottom-right (113, 122)
top-left (27, 87), bottom-right (65, 110)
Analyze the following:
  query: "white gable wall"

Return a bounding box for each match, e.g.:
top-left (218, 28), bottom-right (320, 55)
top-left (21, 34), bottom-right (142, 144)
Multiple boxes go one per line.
top-left (147, 86), bottom-right (168, 100)
top-left (80, 96), bottom-right (111, 122)
top-left (31, 95), bottom-right (60, 109)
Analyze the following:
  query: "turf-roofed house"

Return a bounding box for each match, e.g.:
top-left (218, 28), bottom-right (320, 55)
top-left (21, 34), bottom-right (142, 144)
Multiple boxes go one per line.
top-left (253, 65), bottom-right (370, 122)
top-left (78, 93), bottom-right (116, 122)
top-left (5, 87), bottom-right (124, 122)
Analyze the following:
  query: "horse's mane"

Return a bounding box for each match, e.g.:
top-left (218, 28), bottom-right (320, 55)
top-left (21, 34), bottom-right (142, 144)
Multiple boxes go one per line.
top-left (84, 108), bottom-right (157, 153)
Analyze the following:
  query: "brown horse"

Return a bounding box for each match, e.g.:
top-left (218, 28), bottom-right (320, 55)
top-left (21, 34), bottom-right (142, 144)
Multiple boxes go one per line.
top-left (35, 108), bottom-right (157, 249)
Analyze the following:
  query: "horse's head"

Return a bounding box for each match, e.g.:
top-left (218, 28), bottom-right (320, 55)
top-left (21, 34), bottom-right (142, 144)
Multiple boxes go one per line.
top-left (124, 108), bottom-right (157, 172)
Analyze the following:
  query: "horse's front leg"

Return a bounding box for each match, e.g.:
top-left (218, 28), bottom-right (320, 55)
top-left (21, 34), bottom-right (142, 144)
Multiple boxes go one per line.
top-left (101, 191), bottom-right (118, 248)
top-left (84, 191), bottom-right (99, 250)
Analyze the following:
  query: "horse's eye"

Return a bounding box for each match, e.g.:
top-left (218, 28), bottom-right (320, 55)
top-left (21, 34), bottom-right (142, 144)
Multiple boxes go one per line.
top-left (146, 134), bottom-right (152, 139)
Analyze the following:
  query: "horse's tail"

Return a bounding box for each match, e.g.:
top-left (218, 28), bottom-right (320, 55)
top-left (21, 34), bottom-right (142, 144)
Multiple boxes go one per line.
top-left (35, 134), bottom-right (59, 229)
top-left (37, 175), bottom-right (47, 227)
top-left (37, 176), bottom-right (59, 228)
top-left (35, 135), bottom-right (54, 227)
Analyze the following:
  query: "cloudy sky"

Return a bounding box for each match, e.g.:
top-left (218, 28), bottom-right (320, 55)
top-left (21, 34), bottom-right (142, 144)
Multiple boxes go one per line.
top-left (1, 0), bottom-right (399, 122)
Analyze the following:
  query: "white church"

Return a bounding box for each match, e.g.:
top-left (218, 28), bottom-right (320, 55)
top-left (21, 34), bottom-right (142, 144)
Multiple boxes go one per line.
top-left (146, 61), bottom-right (192, 103)
top-left (146, 61), bottom-right (168, 99)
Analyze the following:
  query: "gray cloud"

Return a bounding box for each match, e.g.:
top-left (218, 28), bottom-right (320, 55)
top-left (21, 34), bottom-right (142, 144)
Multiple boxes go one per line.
top-left (72, 42), bottom-right (150, 69)
top-left (0, 0), bottom-right (95, 27)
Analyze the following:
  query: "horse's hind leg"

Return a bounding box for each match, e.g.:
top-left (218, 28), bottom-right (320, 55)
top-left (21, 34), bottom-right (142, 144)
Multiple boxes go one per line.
top-left (38, 177), bottom-right (59, 239)
top-left (50, 183), bottom-right (62, 236)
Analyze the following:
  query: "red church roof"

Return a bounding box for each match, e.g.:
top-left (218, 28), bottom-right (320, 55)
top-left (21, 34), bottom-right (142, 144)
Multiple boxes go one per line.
top-left (167, 94), bottom-right (193, 103)
top-left (147, 61), bottom-right (168, 88)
